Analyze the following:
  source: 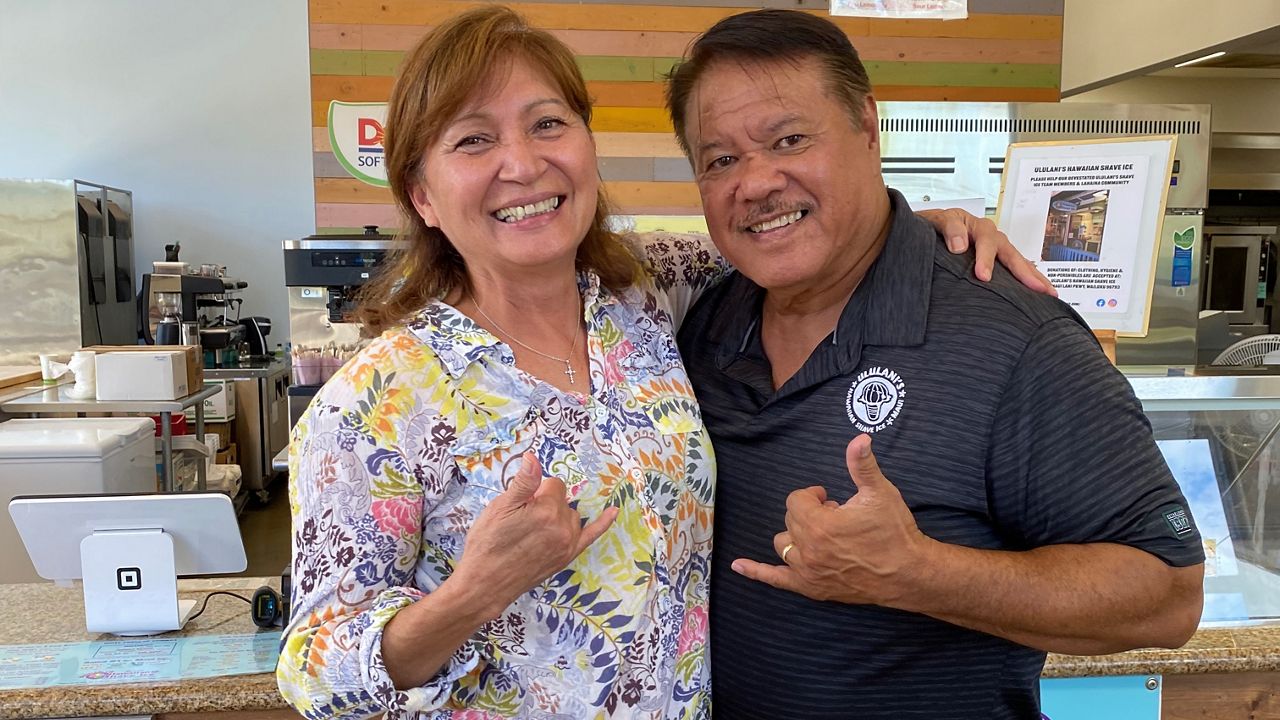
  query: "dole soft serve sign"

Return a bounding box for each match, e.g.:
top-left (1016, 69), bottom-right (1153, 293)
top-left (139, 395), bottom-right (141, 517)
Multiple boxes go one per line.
top-left (329, 101), bottom-right (389, 187)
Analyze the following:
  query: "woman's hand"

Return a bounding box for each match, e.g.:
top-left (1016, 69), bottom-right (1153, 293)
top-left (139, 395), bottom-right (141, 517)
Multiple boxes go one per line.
top-left (381, 452), bottom-right (617, 690)
top-left (917, 208), bottom-right (1056, 297)
top-left (454, 452), bottom-right (619, 620)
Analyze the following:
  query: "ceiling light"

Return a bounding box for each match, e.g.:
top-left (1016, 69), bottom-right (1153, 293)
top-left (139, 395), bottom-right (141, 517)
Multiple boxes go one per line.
top-left (1174, 51), bottom-right (1226, 68)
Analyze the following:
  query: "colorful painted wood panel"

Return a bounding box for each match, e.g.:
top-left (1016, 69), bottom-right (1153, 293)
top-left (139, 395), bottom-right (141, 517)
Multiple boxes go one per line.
top-left (308, 0), bottom-right (1063, 229)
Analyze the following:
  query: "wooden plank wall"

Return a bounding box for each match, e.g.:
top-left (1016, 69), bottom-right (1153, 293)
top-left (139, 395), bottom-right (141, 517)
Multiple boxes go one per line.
top-left (309, 0), bottom-right (1064, 231)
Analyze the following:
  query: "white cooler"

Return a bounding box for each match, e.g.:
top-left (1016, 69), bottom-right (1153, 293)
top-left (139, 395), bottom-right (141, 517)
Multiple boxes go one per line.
top-left (0, 417), bottom-right (157, 584)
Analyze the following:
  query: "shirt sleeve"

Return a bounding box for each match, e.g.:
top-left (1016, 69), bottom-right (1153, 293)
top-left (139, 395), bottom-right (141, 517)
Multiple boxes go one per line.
top-left (624, 230), bottom-right (734, 330)
top-left (986, 317), bottom-right (1206, 567)
top-left (276, 363), bottom-right (483, 719)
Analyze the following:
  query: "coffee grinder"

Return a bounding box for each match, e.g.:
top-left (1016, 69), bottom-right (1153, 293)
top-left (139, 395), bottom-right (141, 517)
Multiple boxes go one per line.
top-left (154, 290), bottom-right (183, 345)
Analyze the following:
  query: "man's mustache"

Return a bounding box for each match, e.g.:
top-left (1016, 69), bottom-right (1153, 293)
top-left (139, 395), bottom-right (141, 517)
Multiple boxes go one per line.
top-left (739, 201), bottom-right (812, 229)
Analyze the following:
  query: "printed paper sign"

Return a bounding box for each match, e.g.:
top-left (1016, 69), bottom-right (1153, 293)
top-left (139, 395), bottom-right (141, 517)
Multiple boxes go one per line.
top-left (0, 632), bottom-right (280, 689)
top-left (831, 0), bottom-right (967, 19)
top-left (995, 136), bottom-right (1177, 336)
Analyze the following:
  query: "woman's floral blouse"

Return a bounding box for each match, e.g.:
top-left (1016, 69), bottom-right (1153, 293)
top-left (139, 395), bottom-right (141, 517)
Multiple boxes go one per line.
top-left (278, 233), bottom-right (730, 719)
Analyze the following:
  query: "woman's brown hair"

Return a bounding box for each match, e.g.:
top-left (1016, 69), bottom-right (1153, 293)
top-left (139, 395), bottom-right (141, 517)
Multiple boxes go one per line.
top-left (356, 5), bottom-right (639, 335)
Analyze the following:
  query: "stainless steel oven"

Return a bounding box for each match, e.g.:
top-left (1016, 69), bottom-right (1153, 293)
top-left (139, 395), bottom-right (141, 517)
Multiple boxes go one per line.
top-left (1203, 226), bottom-right (1277, 327)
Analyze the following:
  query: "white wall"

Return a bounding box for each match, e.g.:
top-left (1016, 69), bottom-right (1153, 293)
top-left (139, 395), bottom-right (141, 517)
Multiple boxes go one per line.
top-left (1065, 71), bottom-right (1280, 135)
top-left (1062, 0), bottom-right (1280, 95)
top-left (0, 0), bottom-right (315, 344)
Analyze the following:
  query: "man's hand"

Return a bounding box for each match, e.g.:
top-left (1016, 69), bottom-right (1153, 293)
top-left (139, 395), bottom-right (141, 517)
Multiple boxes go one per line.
top-left (917, 208), bottom-right (1056, 297)
top-left (731, 435), bottom-right (936, 606)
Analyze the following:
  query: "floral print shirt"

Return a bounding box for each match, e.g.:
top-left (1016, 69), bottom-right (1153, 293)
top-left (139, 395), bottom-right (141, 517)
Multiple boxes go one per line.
top-left (278, 232), bottom-right (730, 720)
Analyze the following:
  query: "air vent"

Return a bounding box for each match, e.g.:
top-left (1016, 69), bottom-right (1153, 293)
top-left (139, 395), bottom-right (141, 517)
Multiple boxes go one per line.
top-left (880, 118), bottom-right (1201, 135)
top-left (882, 156), bottom-right (955, 174)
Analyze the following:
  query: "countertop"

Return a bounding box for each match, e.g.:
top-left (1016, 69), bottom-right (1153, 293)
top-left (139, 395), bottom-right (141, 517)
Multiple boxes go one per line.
top-left (1, 576), bottom-right (1277, 718)
top-left (0, 577), bottom-right (285, 720)
top-left (1043, 623), bottom-right (1280, 678)
top-left (0, 383), bottom-right (46, 409)
top-left (0, 382), bottom-right (218, 415)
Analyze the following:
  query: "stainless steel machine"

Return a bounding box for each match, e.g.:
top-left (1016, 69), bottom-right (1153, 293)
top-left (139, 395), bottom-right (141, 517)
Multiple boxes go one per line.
top-left (0, 179), bottom-right (136, 364)
top-left (139, 272), bottom-right (243, 346)
top-left (875, 101), bottom-right (1212, 366)
top-left (1202, 225), bottom-right (1278, 328)
top-left (283, 228), bottom-right (405, 424)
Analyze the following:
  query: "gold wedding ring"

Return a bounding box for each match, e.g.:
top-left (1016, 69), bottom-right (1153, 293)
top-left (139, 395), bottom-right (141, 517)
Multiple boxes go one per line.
top-left (781, 543), bottom-right (796, 564)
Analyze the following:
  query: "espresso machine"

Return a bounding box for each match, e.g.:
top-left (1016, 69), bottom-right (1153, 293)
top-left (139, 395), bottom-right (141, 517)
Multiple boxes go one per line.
top-left (282, 227), bottom-right (404, 423)
top-left (139, 271), bottom-right (249, 364)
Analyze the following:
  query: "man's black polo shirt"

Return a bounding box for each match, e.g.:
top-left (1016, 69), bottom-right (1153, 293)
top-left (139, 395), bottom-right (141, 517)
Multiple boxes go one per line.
top-left (678, 189), bottom-right (1204, 719)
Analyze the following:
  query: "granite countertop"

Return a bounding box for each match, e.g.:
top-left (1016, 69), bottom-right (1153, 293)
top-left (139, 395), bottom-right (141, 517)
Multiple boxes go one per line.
top-left (2, 576), bottom-right (1278, 718)
top-left (1043, 623), bottom-right (1280, 678)
top-left (0, 577), bottom-right (287, 720)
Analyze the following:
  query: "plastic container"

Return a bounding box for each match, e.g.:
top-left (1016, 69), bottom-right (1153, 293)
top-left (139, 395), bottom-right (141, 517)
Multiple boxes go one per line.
top-left (149, 412), bottom-right (188, 437)
top-left (0, 417), bottom-right (158, 583)
top-left (292, 353), bottom-right (324, 385)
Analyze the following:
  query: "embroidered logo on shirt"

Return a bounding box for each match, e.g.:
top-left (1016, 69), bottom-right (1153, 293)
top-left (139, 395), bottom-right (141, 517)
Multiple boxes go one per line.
top-left (846, 366), bottom-right (906, 433)
top-left (1164, 506), bottom-right (1195, 537)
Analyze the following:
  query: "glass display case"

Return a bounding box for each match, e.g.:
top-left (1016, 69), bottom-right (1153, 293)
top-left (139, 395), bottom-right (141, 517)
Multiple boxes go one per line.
top-left (1129, 371), bottom-right (1280, 626)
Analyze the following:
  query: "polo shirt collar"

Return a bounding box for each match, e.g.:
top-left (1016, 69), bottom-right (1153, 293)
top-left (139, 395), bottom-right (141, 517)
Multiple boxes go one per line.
top-left (714, 188), bottom-right (935, 397)
top-left (853, 188), bottom-right (934, 349)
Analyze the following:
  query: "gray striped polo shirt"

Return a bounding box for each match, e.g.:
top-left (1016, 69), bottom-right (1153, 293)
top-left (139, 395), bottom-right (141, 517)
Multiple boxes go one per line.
top-left (678, 189), bottom-right (1204, 719)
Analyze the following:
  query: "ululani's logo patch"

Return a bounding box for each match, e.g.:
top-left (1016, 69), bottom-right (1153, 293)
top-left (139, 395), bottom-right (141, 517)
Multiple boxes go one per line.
top-left (846, 366), bottom-right (905, 433)
top-left (1164, 507), bottom-right (1194, 537)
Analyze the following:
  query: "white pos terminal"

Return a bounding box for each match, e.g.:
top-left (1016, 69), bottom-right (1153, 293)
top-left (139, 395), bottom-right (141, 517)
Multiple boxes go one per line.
top-left (8, 493), bottom-right (247, 635)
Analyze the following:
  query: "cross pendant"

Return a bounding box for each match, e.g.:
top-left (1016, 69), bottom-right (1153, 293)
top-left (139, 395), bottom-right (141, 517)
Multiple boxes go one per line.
top-left (564, 362), bottom-right (577, 384)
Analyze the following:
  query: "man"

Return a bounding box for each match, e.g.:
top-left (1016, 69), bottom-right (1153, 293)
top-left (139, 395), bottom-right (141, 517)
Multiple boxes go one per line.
top-left (666, 9), bottom-right (1205, 719)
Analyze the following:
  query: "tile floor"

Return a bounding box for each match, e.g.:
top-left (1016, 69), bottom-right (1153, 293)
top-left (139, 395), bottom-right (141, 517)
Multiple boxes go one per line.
top-left (235, 484), bottom-right (292, 579)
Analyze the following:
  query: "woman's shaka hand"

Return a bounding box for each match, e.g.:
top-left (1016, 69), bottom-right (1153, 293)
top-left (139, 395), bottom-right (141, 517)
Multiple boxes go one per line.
top-left (454, 451), bottom-right (618, 620)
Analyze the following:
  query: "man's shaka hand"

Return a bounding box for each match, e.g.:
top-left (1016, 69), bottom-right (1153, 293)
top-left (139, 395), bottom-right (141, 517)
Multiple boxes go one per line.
top-left (731, 434), bottom-right (937, 607)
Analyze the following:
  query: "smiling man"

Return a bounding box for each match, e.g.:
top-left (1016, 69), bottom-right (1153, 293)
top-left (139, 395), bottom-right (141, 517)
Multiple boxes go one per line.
top-left (666, 9), bottom-right (1206, 719)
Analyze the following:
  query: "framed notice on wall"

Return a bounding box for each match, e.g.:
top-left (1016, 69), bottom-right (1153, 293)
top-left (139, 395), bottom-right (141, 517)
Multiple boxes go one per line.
top-left (994, 135), bottom-right (1177, 336)
top-left (830, 0), bottom-right (967, 19)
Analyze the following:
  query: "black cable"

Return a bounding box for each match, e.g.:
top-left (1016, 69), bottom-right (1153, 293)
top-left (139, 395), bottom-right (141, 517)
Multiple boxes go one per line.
top-left (186, 590), bottom-right (253, 623)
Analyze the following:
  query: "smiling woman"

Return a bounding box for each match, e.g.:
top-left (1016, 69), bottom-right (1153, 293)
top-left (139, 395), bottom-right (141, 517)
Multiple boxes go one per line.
top-left (407, 59), bottom-right (604, 296)
top-left (277, 6), bottom-right (727, 719)
top-left (355, 8), bottom-right (638, 336)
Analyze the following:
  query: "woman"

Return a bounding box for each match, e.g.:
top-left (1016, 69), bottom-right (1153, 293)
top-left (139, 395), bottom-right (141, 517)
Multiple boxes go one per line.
top-left (278, 7), bottom-right (1047, 719)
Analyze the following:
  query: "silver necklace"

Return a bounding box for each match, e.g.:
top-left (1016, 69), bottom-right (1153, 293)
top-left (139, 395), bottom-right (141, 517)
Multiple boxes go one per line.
top-left (473, 300), bottom-right (581, 385)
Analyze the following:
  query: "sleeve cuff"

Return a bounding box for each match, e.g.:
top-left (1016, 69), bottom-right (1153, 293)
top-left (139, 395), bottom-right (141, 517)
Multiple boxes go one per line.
top-left (357, 587), bottom-right (486, 716)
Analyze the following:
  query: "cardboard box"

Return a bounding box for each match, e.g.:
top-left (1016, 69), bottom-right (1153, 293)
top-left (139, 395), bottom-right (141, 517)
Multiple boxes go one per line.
top-left (216, 441), bottom-right (238, 466)
top-left (95, 351), bottom-right (189, 401)
top-left (85, 345), bottom-right (204, 391)
top-left (205, 421), bottom-right (234, 450)
top-left (202, 380), bottom-right (237, 421)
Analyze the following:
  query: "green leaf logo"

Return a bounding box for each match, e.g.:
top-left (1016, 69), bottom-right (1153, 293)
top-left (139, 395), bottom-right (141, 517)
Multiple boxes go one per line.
top-left (329, 101), bottom-right (389, 188)
top-left (1173, 227), bottom-right (1195, 250)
